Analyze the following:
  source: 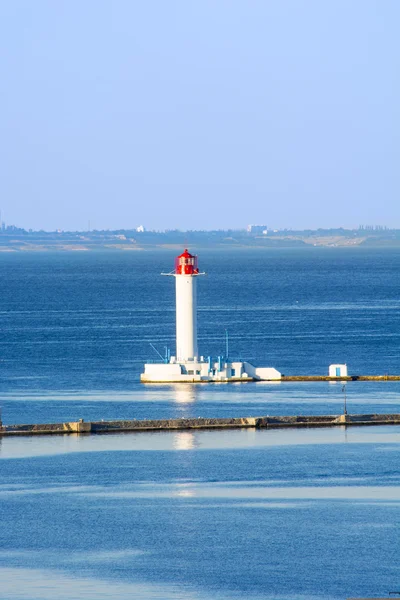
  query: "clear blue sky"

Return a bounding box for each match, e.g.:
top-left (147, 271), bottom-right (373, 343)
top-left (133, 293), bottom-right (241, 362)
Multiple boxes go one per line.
top-left (0, 0), bottom-right (398, 231)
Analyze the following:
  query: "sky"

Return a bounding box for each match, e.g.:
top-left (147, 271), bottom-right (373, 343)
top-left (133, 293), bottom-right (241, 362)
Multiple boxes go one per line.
top-left (0, 0), bottom-right (398, 232)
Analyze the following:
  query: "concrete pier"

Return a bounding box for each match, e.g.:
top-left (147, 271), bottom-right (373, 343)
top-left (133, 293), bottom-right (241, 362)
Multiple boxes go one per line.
top-left (2, 413), bottom-right (400, 437)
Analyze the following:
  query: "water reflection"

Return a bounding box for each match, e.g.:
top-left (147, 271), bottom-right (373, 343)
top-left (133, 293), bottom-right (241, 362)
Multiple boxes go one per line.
top-left (171, 385), bottom-right (197, 404)
top-left (173, 431), bottom-right (196, 450)
top-left (175, 483), bottom-right (196, 498)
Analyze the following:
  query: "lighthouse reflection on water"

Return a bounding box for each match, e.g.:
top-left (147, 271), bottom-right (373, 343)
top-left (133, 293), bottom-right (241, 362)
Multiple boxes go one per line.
top-left (173, 384), bottom-right (196, 404)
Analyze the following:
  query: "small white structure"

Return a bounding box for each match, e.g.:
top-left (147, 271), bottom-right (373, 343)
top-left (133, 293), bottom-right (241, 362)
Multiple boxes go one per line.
top-left (329, 364), bottom-right (348, 378)
top-left (141, 250), bottom-right (281, 383)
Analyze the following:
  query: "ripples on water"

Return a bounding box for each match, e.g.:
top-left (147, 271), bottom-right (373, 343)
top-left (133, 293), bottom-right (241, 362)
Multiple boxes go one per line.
top-left (1, 249), bottom-right (400, 599)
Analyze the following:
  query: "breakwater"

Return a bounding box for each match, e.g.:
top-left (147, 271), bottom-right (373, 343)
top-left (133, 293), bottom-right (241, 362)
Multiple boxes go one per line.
top-left (2, 413), bottom-right (400, 437)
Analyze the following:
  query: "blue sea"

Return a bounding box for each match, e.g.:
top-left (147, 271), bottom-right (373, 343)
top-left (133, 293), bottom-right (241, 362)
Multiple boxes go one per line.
top-left (1, 248), bottom-right (400, 600)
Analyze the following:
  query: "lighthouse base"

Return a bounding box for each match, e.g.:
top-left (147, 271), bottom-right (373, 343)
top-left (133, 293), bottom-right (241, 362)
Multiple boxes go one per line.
top-left (140, 360), bottom-right (281, 383)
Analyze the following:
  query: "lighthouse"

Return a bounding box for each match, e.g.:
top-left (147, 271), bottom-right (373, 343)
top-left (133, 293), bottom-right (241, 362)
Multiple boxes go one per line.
top-left (174, 249), bottom-right (201, 361)
top-left (140, 250), bottom-right (281, 383)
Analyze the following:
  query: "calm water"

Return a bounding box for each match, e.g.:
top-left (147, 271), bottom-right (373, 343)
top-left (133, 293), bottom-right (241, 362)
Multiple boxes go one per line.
top-left (1, 248), bottom-right (400, 599)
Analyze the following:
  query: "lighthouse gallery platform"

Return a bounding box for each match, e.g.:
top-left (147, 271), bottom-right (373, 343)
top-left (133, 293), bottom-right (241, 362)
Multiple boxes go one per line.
top-left (140, 250), bottom-right (281, 383)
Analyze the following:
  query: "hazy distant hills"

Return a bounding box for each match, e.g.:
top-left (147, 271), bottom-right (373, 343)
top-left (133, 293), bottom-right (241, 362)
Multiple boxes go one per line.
top-left (0, 228), bottom-right (399, 251)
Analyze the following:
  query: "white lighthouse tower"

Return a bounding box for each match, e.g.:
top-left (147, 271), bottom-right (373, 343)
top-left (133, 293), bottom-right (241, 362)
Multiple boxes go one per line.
top-left (140, 249), bottom-right (281, 383)
top-left (174, 249), bottom-right (200, 361)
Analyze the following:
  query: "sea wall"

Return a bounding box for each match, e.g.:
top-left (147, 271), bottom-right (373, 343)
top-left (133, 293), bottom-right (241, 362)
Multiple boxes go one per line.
top-left (2, 414), bottom-right (400, 437)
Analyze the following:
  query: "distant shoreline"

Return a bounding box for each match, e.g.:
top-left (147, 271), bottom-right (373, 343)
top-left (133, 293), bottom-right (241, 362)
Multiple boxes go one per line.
top-left (0, 238), bottom-right (400, 254)
top-left (1, 227), bottom-right (400, 251)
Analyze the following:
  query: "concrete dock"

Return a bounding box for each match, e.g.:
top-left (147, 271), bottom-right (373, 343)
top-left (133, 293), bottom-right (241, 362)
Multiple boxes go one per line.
top-left (2, 413), bottom-right (400, 437)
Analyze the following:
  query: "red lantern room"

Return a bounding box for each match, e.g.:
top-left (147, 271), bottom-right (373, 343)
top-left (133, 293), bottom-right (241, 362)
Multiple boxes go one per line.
top-left (175, 249), bottom-right (199, 275)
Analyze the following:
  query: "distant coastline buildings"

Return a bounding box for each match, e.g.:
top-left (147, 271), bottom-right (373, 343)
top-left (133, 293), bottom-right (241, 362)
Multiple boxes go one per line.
top-left (247, 224), bottom-right (268, 234)
top-left (0, 222), bottom-right (23, 233)
top-left (0, 221), bottom-right (398, 250)
top-left (0, 218), bottom-right (393, 237)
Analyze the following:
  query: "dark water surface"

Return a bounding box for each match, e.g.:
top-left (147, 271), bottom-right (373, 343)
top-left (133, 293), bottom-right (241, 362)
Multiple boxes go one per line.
top-left (1, 248), bottom-right (400, 599)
